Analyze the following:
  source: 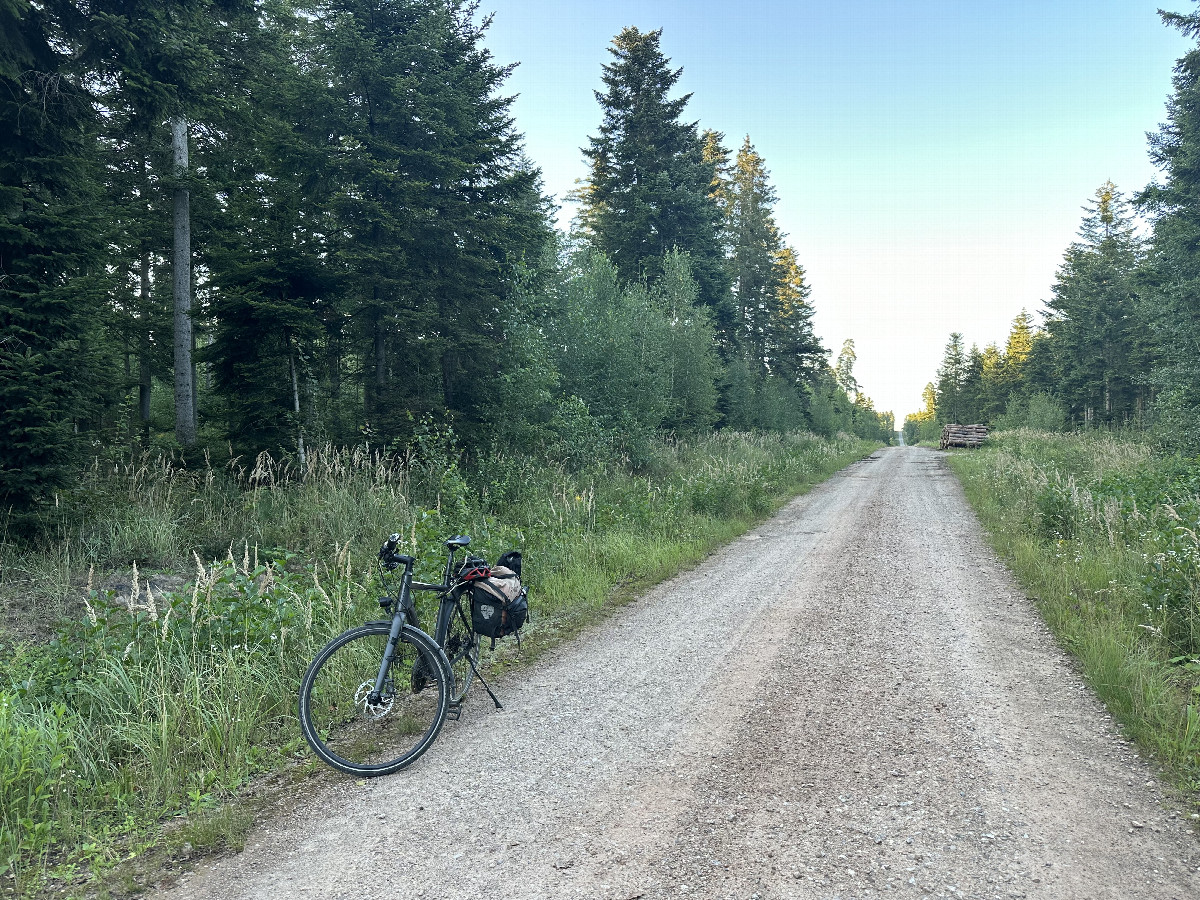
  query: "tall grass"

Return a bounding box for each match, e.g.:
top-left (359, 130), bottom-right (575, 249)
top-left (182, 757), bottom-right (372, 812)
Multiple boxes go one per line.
top-left (947, 428), bottom-right (1200, 795)
top-left (0, 430), bottom-right (874, 894)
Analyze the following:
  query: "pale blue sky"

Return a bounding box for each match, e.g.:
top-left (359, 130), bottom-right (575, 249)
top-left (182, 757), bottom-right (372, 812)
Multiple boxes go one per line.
top-left (481, 1), bottom-right (1193, 421)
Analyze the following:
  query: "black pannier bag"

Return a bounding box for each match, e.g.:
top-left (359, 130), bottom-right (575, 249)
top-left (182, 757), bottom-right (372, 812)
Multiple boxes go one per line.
top-left (471, 561), bottom-right (528, 644)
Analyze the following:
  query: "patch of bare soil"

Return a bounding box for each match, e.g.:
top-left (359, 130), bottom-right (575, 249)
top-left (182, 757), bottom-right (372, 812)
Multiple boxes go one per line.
top-left (161, 448), bottom-right (1199, 900)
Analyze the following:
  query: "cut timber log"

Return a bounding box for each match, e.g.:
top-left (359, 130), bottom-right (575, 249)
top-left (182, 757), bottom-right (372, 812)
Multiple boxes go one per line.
top-left (940, 424), bottom-right (989, 450)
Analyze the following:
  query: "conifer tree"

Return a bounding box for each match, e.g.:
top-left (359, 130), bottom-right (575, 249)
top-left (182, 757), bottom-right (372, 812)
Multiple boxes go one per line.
top-left (71, 0), bottom-right (264, 448)
top-left (1047, 183), bottom-right (1148, 426)
top-left (314, 0), bottom-right (551, 443)
top-left (768, 245), bottom-right (824, 386)
top-left (701, 129), bottom-right (733, 253)
top-left (834, 339), bottom-right (859, 400)
top-left (935, 333), bottom-right (968, 424)
top-left (1141, 9), bottom-right (1200, 447)
top-left (0, 0), bottom-right (107, 514)
top-left (729, 136), bottom-right (783, 365)
top-left (581, 27), bottom-right (730, 325)
top-left (204, 1), bottom-right (338, 456)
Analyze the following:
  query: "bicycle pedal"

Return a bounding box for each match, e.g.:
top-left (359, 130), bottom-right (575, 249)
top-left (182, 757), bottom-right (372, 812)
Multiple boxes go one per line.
top-left (446, 702), bottom-right (462, 721)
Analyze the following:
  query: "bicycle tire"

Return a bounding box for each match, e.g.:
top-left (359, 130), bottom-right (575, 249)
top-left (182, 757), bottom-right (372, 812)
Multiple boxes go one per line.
top-left (298, 622), bottom-right (450, 776)
top-left (435, 594), bottom-right (479, 704)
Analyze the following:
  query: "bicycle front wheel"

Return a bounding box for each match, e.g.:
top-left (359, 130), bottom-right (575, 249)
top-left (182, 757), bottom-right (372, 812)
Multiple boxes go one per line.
top-left (298, 622), bottom-right (449, 776)
top-left (435, 595), bottom-right (479, 704)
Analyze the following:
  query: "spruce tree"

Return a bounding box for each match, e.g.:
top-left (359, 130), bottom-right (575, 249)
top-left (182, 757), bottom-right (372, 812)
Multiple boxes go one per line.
top-left (204, 1), bottom-right (337, 457)
top-left (1046, 183), bottom-right (1148, 426)
top-left (935, 333), bottom-right (968, 424)
top-left (729, 136), bottom-right (783, 365)
top-left (0, 0), bottom-right (107, 515)
top-left (834, 339), bottom-right (859, 400)
top-left (768, 245), bottom-right (824, 386)
top-left (1141, 9), bottom-right (1200, 447)
top-left (581, 27), bottom-right (730, 325)
top-left (314, 0), bottom-right (551, 444)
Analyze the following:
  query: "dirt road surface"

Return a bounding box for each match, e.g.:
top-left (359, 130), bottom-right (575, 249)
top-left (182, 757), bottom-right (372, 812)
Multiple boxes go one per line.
top-left (163, 446), bottom-right (1200, 900)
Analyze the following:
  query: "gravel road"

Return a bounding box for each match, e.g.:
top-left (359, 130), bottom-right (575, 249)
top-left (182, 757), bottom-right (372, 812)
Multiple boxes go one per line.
top-left (164, 446), bottom-right (1199, 900)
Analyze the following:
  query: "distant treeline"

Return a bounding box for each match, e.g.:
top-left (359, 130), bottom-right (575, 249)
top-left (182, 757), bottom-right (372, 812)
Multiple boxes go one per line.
top-left (905, 8), bottom-right (1200, 449)
top-left (0, 3), bottom-right (894, 524)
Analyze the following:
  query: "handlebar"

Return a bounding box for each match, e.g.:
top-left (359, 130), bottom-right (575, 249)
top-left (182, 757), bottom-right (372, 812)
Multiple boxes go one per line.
top-left (377, 532), bottom-right (471, 579)
top-left (378, 533), bottom-right (414, 571)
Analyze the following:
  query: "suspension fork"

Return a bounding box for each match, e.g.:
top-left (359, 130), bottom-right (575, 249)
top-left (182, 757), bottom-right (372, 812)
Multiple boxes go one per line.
top-left (370, 560), bottom-right (415, 701)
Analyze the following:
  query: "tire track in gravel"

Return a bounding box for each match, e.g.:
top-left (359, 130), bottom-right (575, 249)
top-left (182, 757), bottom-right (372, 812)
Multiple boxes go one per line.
top-left (162, 447), bottom-right (1199, 900)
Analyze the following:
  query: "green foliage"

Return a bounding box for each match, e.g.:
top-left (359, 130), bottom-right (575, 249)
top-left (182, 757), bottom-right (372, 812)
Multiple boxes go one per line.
top-left (0, 695), bottom-right (76, 875)
top-left (935, 333), bottom-right (969, 424)
top-left (579, 27), bottom-right (730, 320)
top-left (551, 250), bottom-right (722, 455)
top-left (0, 0), bottom-right (108, 517)
top-left (1045, 182), bottom-right (1150, 427)
top-left (996, 392), bottom-right (1067, 432)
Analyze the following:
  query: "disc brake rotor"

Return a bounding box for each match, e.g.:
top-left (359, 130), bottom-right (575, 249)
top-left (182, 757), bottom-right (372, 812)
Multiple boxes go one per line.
top-left (354, 680), bottom-right (395, 718)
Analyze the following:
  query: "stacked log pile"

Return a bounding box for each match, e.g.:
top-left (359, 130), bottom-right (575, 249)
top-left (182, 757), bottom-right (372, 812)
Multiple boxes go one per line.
top-left (940, 424), bottom-right (988, 450)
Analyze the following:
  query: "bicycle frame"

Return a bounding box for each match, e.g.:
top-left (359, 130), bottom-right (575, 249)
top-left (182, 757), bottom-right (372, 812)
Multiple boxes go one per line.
top-left (369, 541), bottom-right (465, 696)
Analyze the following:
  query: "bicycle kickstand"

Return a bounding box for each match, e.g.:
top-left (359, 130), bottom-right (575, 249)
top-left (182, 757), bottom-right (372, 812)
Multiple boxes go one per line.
top-left (466, 653), bottom-right (503, 710)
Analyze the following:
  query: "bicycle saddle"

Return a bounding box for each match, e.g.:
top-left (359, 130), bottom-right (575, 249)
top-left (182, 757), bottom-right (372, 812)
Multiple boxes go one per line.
top-left (445, 536), bottom-right (471, 549)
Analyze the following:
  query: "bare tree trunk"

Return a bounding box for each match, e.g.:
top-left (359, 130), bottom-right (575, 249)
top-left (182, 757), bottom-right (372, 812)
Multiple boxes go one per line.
top-left (138, 249), bottom-right (152, 439)
top-left (290, 341), bottom-right (306, 472)
top-left (172, 115), bottom-right (196, 447)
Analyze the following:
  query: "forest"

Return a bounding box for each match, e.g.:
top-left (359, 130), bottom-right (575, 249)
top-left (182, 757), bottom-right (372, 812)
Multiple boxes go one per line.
top-left (1, 0), bottom-right (896, 534)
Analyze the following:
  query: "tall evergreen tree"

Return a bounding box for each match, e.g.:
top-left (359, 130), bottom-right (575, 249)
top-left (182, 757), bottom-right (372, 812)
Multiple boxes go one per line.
top-left (834, 339), bottom-right (859, 400)
top-left (1046, 182), bottom-right (1148, 426)
top-left (768, 245), bottom-right (824, 386)
top-left (580, 27), bottom-right (730, 325)
top-left (935, 332), bottom-right (969, 424)
top-left (728, 136), bottom-right (782, 366)
top-left (0, 0), bottom-right (107, 515)
top-left (1140, 8), bottom-right (1200, 447)
top-left (310, 0), bottom-right (551, 444)
top-left (701, 128), bottom-right (733, 252)
top-left (75, 0), bottom-right (252, 448)
top-left (204, 0), bottom-right (339, 457)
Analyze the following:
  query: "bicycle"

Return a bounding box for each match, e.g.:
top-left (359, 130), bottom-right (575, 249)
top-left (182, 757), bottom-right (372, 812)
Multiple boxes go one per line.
top-left (297, 534), bottom-right (496, 776)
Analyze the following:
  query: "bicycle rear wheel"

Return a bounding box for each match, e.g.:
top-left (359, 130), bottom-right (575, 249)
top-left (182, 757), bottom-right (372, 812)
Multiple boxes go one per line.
top-left (298, 622), bottom-right (449, 776)
top-left (435, 595), bottom-right (479, 704)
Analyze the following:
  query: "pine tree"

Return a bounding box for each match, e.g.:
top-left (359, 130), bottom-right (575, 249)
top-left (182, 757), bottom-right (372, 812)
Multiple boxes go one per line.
top-left (935, 333), bottom-right (968, 424)
top-left (702, 129), bottom-right (734, 252)
top-left (0, 0), bottom-right (107, 515)
top-left (204, 1), bottom-right (338, 457)
top-left (768, 245), bottom-right (824, 386)
top-left (978, 342), bottom-right (1006, 422)
top-left (580, 27), bottom-right (730, 324)
top-left (76, 0), bottom-right (260, 449)
top-left (1140, 10), bottom-right (1200, 447)
top-left (728, 136), bottom-right (783, 365)
top-left (1046, 183), bottom-right (1148, 426)
top-left (834, 339), bottom-right (859, 400)
top-left (314, 0), bottom-right (551, 444)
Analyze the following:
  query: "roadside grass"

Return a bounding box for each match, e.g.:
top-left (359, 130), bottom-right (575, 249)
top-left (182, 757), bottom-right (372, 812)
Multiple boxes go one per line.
top-left (946, 428), bottom-right (1200, 797)
top-left (0, 430), bottom-right (876, 897)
